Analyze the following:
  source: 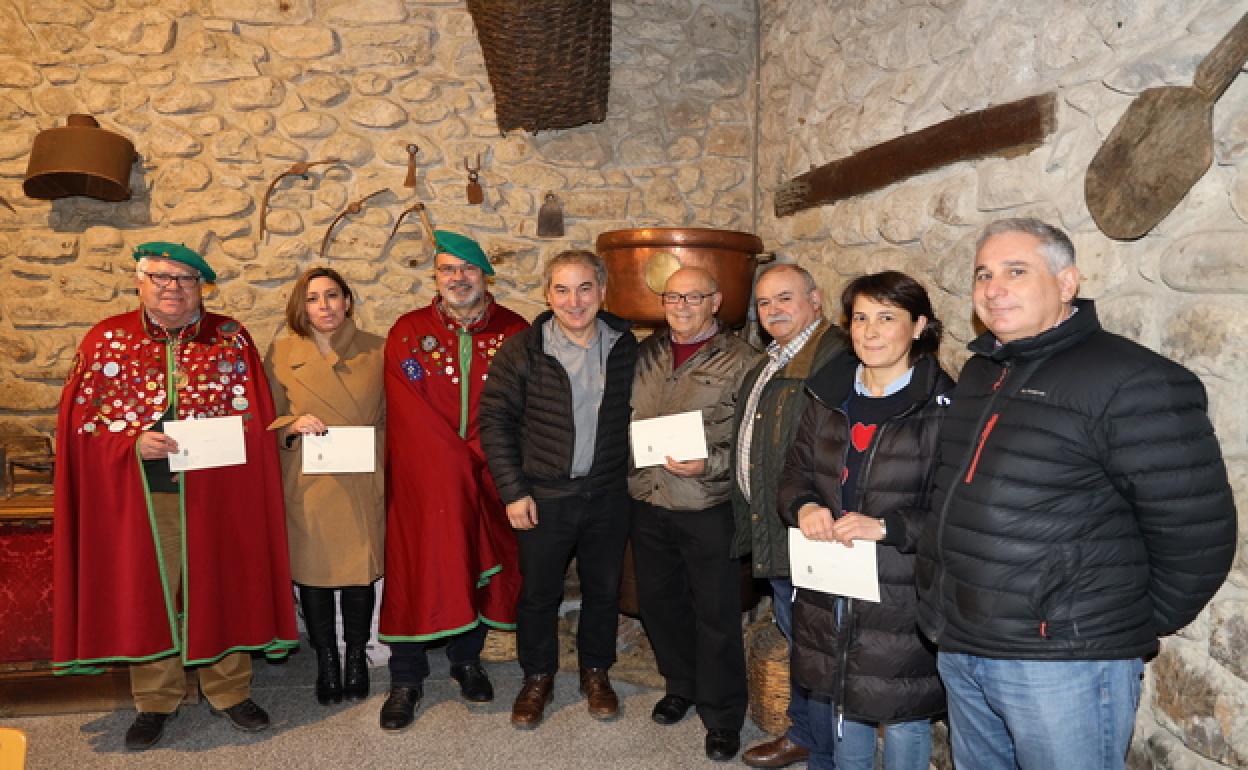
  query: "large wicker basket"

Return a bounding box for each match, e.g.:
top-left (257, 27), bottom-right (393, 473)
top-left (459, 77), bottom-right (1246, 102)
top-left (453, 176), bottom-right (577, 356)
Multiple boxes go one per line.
top-left (466, 0), bottom-right (611, 133)
top-left (746, 619), bottom-right (792, 736)
top-left (480, 628), bottom-right (517, 662)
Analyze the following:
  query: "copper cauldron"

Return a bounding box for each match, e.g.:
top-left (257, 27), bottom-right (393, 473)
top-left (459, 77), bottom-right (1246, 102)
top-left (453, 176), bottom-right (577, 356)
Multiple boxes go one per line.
top-left (595, 227), bottom-right (764, 327)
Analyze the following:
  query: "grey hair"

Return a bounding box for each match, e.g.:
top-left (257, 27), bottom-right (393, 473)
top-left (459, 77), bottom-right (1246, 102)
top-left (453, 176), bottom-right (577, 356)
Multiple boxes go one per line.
top-left (542, 249), bottom-right (608, 293)
top-left (754, 262), bottom-right (817, 294)
top-left (975, 218), bottom-right (1075, 273)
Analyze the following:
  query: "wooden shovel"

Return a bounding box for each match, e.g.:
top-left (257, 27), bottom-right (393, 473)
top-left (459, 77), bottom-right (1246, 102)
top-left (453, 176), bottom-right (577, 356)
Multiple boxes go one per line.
top-left (1086, 12), bottom-right (1248, 240)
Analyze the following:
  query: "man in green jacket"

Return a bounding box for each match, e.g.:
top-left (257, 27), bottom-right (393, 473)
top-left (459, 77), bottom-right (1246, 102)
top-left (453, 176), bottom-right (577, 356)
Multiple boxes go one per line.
top-left (731, 263), bottom-right (847, 768)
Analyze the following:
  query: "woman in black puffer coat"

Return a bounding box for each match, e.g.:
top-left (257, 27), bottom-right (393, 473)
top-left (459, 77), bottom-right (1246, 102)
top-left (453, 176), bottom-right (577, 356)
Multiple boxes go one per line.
top-left (778, 271), bottom-right (954, 770)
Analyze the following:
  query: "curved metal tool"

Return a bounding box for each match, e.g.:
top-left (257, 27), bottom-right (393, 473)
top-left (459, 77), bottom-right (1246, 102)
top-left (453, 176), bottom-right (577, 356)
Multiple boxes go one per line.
top-left (389, 200), bottom-right (436, 247)
top-left (260, 158), bottom-right (341, 240)
top-left (320, 187), bottom-right (390, 259)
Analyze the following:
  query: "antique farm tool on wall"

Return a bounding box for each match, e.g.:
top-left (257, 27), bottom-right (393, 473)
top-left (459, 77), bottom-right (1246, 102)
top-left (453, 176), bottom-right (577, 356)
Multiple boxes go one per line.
top-left (536, 192), bottom-right (565, 237)
top-left (260, 158), bottom-right (341, 239)
top-left (320, 187), bottom-right (390, 258)
top-left (774, 93), bottom-right (1058, 217)
top-left (464, 154), bottom-right (484, 204)
top-left (389, 201), bottom-right (436, 247)
top-left (403, 144), bottom-right (420, 187)
top-left (1085, 12), bottom-right (1248, 240)
top-left (24, 114), bottom-right (136, 202)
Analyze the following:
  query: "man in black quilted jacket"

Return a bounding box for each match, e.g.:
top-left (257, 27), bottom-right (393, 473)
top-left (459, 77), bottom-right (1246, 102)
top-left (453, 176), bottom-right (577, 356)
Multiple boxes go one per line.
top-left (916, 218), bottom-right (1236, 770)
top-left (479, 249), bottom-right (638, 731)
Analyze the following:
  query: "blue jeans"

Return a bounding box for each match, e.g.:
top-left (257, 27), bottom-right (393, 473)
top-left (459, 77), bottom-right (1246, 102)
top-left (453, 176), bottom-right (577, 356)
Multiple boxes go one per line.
top-left (769, 577), bottom-right (812, 749)
top-left (806, 697), bottom-right (932, 770)
top-left (938, 653), bottom-right (1143, 770)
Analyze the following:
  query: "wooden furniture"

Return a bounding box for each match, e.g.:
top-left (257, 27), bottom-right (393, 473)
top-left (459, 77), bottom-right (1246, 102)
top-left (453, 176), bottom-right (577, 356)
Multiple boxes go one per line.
top-left (0, 496), bottom-right (195, 716)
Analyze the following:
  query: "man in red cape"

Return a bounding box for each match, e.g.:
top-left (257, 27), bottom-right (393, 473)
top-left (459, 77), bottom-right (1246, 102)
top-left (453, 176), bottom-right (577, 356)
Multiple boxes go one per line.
top-left (378, 230), bottom-right (527, 730)
top-left (53, 242), bottom-right (297, 751)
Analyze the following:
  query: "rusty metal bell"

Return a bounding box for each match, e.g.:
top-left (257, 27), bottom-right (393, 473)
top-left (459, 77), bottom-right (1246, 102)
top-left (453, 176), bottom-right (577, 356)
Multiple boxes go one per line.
top-left (24, 114), bottom-right (136, 202)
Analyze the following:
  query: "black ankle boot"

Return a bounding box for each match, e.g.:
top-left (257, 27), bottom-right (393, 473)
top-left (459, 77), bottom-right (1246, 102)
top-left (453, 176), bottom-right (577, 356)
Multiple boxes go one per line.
top-left (315, 646), bottom-right (343, 705)
top-left (344, 645), bottom-right (369, 700)
top-left (299, 584), bottom-right (343, 706)
top-left (340, 584), bottom-right (376, 701)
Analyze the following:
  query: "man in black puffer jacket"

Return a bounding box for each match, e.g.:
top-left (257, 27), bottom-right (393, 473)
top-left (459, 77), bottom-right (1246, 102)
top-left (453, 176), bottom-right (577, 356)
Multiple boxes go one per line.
top-left (479, 249), bottom-right (638, 732)
top-left (916, 218), bottom-right (1237, 770)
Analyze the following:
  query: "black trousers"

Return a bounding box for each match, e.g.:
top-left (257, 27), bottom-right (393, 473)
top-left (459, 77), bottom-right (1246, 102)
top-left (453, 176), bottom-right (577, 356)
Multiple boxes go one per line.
top-left (387, 623), bottom-right (488, 687)
top-left (631, 499), bottom-right (747, 731)
top-left (515, 490), bottom-right (631, 676)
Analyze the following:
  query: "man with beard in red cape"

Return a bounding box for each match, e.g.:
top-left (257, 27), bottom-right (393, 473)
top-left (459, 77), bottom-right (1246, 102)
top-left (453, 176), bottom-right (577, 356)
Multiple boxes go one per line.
top-left (53, 242), bottom-right (297, 752)
top-left (377, 230), bottom-right (528, 730)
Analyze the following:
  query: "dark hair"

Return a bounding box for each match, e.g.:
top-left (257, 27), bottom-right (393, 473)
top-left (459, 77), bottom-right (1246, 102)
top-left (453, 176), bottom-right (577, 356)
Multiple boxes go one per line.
top-left (285, 267), bottom-right (354, 337)
top-left (839, 270), bottom-right (942, 362)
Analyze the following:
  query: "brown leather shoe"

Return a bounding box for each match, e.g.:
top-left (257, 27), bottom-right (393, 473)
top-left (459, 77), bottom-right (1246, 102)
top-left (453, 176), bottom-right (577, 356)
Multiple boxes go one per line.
top-left (742, 735), bottom-right (810, 768)
top-left (578, 666), bottom-right (619, 721)
top-left (510, 673), bottom-right (555, 730)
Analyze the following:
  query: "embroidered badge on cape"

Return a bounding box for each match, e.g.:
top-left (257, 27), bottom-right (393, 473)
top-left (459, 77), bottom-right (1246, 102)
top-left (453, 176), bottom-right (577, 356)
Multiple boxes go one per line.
top-left (401, 358), bottom-right (424, 381)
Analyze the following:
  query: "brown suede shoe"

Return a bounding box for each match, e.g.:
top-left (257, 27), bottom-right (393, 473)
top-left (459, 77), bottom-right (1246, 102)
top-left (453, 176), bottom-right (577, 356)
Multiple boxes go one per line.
top-left (510, 673), bottom-right (555, 730)
top-left (578, 666), bottom-right (619, 721)
top-left (742, 735), bottom-right (810, 768)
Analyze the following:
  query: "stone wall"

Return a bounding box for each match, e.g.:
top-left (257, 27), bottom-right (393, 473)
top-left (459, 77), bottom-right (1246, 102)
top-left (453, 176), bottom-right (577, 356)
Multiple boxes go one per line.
top-left (0, 0), bottom-right (756, 436)
top-left (757, 0), bottom-right (1246, 767)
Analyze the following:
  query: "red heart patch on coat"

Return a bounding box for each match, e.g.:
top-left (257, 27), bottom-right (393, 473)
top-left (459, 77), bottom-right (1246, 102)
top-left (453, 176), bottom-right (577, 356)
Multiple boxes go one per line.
top-left (851, 422), bottom-right (877, 452)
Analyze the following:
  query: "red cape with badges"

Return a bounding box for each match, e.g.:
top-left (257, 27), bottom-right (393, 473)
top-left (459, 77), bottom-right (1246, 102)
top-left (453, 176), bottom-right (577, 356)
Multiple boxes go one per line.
top-left (53, 310), bottom-right (297, 673)
top-left (379, 298), bottom-right (527, 641)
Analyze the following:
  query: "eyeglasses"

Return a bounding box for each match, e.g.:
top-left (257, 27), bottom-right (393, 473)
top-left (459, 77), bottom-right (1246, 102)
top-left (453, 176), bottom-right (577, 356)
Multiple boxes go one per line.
top-left (660, 291), bottom-right (714, 306)
top-left (141, 271), bottom-right (201, 288)
top-left (436, 265), bottom-right (482, 277)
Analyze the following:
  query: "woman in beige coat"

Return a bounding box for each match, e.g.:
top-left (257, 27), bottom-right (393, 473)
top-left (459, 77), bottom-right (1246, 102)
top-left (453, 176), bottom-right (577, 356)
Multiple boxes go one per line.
top-left (265, 267), bottom-right (385, 706)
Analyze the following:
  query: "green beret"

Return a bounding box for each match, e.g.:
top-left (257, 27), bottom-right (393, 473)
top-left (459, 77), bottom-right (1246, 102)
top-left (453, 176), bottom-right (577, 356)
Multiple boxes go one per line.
top-left (132, 241), bottom-right (217, 284)
top-left (433, 230), bottom-right (493, 276)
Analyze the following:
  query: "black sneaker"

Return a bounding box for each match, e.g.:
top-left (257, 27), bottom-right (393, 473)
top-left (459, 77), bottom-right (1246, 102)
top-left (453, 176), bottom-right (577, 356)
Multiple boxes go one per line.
top-left (209, 698), bottom-right (271, 733)
top-left (450, 663), bottom-right (494, 703)
top-left (379, 685), bottom-right (423, 731)
top-left (124, 710), bottom-right (176, 751)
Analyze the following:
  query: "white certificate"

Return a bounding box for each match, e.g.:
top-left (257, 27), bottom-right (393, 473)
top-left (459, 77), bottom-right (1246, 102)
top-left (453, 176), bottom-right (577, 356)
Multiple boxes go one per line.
top-left (788, 528), bottom-right (880, 603)
top-left (629, 410), bottom-right (709, 468)
top-left (165, 415), bottom-right (246, 472)
top-left (302, 426), bottom-right (376, 474)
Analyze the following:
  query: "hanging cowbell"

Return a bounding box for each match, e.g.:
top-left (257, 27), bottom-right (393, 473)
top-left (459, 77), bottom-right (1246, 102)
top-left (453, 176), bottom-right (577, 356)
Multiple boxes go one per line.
top-left (24, 114), bottom-right (136, 202)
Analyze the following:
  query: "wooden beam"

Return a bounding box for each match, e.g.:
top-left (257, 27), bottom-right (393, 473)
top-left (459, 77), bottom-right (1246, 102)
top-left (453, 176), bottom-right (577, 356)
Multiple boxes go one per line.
top-left (774, 92), bottom-right (1058, 218)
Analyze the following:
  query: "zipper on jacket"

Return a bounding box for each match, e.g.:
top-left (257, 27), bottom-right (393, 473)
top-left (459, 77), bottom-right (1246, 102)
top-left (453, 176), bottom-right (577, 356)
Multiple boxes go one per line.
top-left (931, 361), bottom-right (1013, 640)
top-left (963, 413), bottom-right (999, 484)
top-left (836, 596), bottom-right (853, 729)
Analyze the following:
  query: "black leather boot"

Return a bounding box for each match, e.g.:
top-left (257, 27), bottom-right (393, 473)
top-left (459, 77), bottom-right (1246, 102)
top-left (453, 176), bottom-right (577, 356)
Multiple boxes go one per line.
top-left (299, 584), bottom-right (342, 705)
top-left (341, 584), bottom-right (375, 700)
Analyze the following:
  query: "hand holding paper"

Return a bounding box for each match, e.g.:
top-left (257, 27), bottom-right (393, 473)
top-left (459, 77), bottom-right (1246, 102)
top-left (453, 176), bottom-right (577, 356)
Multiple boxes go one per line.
top-left (788, 527), bottom-right (880, 602)
top-left (302, 426), bottom-right (376, 474)
top-left (630, 410), bottom-right (708, 468)
top-left (164, 415), bottom-right (246, 472)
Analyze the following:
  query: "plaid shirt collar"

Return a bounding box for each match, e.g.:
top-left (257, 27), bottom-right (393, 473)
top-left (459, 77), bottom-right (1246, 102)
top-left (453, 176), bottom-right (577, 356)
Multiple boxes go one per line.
top-left (766, 318), bottom-right (822, 366)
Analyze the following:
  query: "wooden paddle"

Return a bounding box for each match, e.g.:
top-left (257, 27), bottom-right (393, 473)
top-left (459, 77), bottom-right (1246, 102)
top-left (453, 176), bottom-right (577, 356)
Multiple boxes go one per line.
top-left (1086, 12), bottom-right (1248, 240)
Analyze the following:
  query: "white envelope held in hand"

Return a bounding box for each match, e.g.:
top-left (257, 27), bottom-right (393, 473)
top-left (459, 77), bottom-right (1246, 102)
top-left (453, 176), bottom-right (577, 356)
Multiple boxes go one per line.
top-left (302, 426), bottom-right (376, 474)
top-left (630, 410), bottom-right (709, 469)
top-left (165, 415), bottom-right (247, 472)
top-left (788, 527), bottom-right (880, 603)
